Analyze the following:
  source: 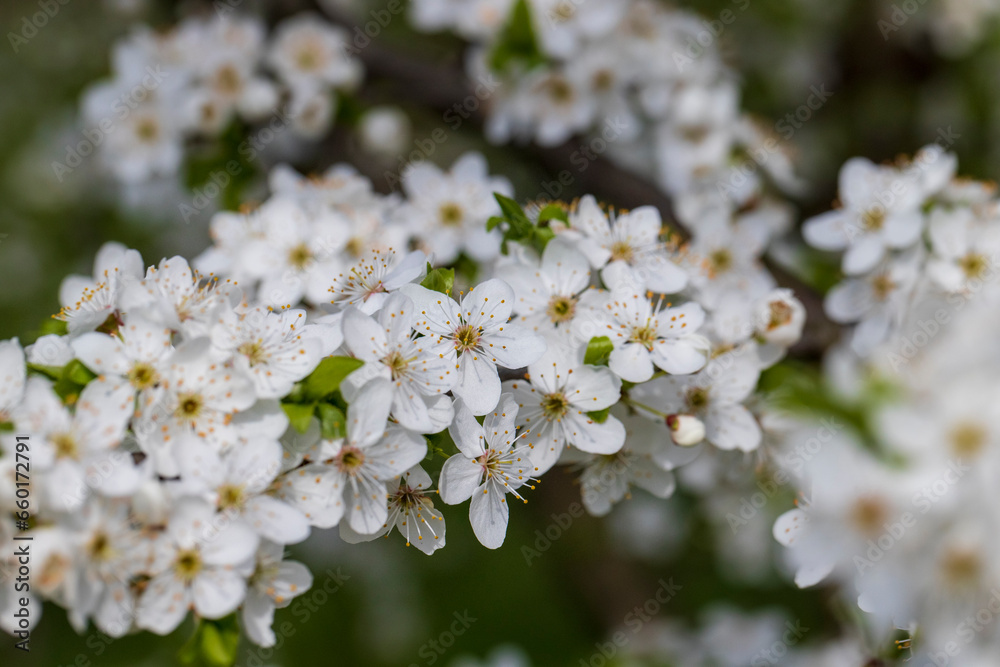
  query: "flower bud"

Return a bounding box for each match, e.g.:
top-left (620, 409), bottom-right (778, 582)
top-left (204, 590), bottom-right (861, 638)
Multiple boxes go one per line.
top-left (665, 414), bottom-right (705, 446)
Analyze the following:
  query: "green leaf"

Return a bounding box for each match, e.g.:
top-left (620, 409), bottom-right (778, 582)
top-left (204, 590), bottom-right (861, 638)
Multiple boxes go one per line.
top-left (179, 615), bottom-right (240, 667)
top-left (536, 203), bottom-right (569, 224)
top-left (282, 402), bottom-right (316, 433)
top-left (301, 356), bottom-right (365, 401)
top-left (317, 403), bottom-right (347, 440)
top-left (64, 359), bottom-right (96, 386)
top-left (421, 266), bottom-right (455, 295)
top-left (583, 336), bottom-right (614, 366)
top-left (35, 318), bottom-right (68, 338)
top-left (26, 363), bottom-right (63, 380)
top-left (489, 0), bottom-right (546, 73)
top-left (587, 407), bottom-right (610, 424)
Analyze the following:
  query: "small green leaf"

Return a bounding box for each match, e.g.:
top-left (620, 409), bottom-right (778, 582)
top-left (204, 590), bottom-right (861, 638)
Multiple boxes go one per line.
top-left (587, 407), bottom-right (610, 424)
top-left (302, 356), bottom-right (365, 401)
top-left (536, 203), bottom-right (569, 224)
top-left (317, 403), bottom-right (347, 440)
top-left (583, 336), bottom-right (614, 366)
top-left (26, 363), bottom-right (63, 380)
top-left (36, 318), bottom-right (68, 338)
top-left (64, 359), bottom-right (97, 386)
top-left (282, 403), bottom-right (316, 433)
top-left (421, 266), bottom-right (455, 295)
top-left (489, 0), bottom-right (546, 73)
top-left (179, 614), bottom-right (241, 667)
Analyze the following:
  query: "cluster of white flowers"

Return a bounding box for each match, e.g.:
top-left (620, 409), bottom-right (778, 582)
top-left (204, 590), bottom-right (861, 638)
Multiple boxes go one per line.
top-left (773, 146), bottom-right (1000, 662)
top-left (0, 147), bottom-right (805, 646)
top-left (80, 11), bottom-right (361, 184)
top-left (408, 0), bottom-right (801, 243)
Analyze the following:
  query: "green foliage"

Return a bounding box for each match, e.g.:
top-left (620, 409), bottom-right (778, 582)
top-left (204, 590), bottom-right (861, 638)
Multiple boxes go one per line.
top-left (282, 402), bottom-right (316, 434)
top-left (178, 615), bottom-right (240, 667)
top-left (183, 119), bottom-right (257, 212)
top-left (317, 403), bottom-right (347, 440)
top-left (586, 407), bottom-right (610, 424)
top-left (487, 193), bottom-right (557, 255)
top-left (583, 336), bottom-right (614, 366)
top-left (301, 356), bottom-right (365, 402)
top-left (27, 359), bottom-right (97, 403)
top-left (421, 265), bottom-right (455, 295)
top-left (488, 0), bottom-right (546, 73)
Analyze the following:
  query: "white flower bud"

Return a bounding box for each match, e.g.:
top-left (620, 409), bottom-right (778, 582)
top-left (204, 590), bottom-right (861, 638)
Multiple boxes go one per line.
top-left (131, 479), bottom-right (169, 525)
top-left (666, 414), bottom-right (705, 447)
top-left (359, 106), bottom-right (411, 156)
top-left (755, 288), bottom-right (805, 347)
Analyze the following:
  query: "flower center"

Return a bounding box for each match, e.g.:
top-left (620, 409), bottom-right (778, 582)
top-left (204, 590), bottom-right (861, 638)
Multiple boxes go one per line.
top-left (610, 240), bottom-right (635, 263)
top-left (295, 43), bottom-right (321, 71)
top-left (454, 324), bottom-right (481, 353)
top-left (218, 484), bottom-right (246, 511)
top-left (546, 295), bottom-right (577, 324)
top-left (383, 350), bottom-right (412, 380)
top-left (176, 393), bottom-right (204, 419)
top-left (849, 496), bottom-right (889, 535)
top-left (288, 243), bottom-right (313, 270)
top-left (86, 531), bottom-right (114, 561)
top-left (686, 387), bottom-right (709, 410)
top-left (708, 249), bottom-right (732, 274)
top-left (541, 393), bottom-right (570, 419)
top-left (630, 325), bottom-right (658, 351)
top-left (871, 274), bottom-right (896, 301)
top-left (336, 446), bottom-right (366, 474)
top-left (135, 118), bottom-right (160, 143)
top-left (547, 78), bottom-right (574, 103)
top-left (128, 362), bottom-right (159, 390)
top-left (949, 422), bottom-right (986, 458)
top-left (861, 208), bottom-right (885, 231)
top-left (959, 252), bottom-right (989, 279)
top-left (438, 202), bottom-right (464, 226)
top-left (215, 64), bottom-right (242, 95)
top-left (237, 341), bottom-right (266, 367)
top-left (52, 433), bottom-right (79, 460)
top-left (941, 548), bottom-right (982, 588)
top-left (174, 548), bottom-right (203, 583)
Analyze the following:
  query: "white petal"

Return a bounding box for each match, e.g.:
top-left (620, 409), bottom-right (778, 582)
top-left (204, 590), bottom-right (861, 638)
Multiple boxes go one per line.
top-left (609, 343), bottom-right (654, 383)
top-left (705, 403), bottom-right (761, 451)
top-left (245, 496), bottom-right (311, 545)
top-left (452, 353), bottom-right (502, 416)
top-left (439, 455), bottom-right (483, 504)
top-left (469, 482), bottom-right (509, 549)
top-left (136, 573), bottom-right (189, 635)
top-left (193, 568), bottom-right (247, 619)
